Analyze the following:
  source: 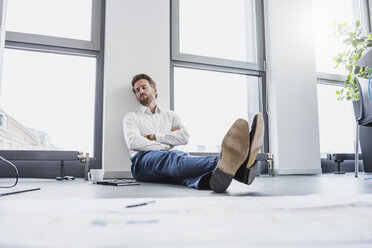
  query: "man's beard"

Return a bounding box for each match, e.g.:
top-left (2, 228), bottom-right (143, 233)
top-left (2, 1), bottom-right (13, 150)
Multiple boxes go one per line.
top-left (138, 94), bottom-right (154, 105)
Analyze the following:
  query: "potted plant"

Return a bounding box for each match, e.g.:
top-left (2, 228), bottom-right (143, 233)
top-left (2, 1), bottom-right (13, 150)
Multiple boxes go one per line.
top-left (331, 19), bottom-right (372, 172)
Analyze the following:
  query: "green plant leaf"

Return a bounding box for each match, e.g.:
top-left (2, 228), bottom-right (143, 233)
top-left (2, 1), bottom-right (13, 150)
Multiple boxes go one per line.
top-left (331, 21), bottom-right (367, 101)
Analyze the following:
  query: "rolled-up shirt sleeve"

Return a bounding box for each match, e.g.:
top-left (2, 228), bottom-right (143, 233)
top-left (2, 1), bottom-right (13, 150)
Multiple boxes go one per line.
top-left (155, 112), bottom-right (189, 146)
top-left (123, 113), bottom-right (170, 151)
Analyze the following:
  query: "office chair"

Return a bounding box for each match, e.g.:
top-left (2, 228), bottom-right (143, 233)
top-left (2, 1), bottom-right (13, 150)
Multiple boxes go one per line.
top-left (354, 77), bottom-right (372, 177)
top-left (354, 48), bottom-right (372, 177)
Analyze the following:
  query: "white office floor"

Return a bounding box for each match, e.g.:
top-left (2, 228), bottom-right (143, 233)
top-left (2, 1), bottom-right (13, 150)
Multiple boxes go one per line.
top-left (1, 174), bottom-right (372, 247)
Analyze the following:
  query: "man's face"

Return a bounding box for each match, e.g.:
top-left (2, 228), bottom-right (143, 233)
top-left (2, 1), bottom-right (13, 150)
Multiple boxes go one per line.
top-left (133, 79), bottom-right (157, 105)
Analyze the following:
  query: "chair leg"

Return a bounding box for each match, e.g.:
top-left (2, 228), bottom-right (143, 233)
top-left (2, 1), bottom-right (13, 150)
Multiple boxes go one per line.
top-left (355, 124), bottom-right (360, 178)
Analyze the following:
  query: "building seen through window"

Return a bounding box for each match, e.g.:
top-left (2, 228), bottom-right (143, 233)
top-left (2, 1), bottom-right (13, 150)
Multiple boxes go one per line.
top-left (0, 109), bottom-right (57, 150)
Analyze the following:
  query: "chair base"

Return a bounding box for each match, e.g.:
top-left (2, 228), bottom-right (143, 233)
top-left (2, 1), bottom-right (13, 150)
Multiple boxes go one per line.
top-left (334, 171), bottom-right (345, 174)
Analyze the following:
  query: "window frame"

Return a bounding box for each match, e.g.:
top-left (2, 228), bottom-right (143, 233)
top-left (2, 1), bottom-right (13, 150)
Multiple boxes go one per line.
top-left (0, 0), bottom-right (105, 174)
top-left (170, 0), bottom-right (269, 153)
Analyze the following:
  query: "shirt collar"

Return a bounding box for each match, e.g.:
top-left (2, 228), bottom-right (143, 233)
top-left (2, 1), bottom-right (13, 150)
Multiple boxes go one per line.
top-left (139, 105), bottom-right (162, 114)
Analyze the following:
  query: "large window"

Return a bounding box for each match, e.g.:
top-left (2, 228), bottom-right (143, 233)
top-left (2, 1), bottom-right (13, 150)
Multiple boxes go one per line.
top-left (0, 49), bottom-right (96, 153)
top-left (317, 83), bottom-right (356, 154)
top-left (178, 0), bottom-right (257, 63)
top-left (312, 0), bottom-right (356, 75)
top-left (172, 0), bottom-right (266, 153)
top-left (0, 0), bottom-right (104, 168)
top-left (173, 0), bottom-right (264, 71)
top-left (174, 67), bottom-right (260, 152)
top-left (312, 0), bottom-right (368, 156)
top-left (5, 0), bottom-right (93, 41)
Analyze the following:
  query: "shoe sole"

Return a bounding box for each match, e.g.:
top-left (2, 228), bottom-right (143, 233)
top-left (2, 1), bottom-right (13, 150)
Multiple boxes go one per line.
top-left (242, 113), bottom-right (264, 183)
top-left (210, 119), bottom-right (250, 193)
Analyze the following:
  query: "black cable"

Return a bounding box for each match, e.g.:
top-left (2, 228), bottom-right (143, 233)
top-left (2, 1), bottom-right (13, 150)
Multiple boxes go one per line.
top-left (0, 155), bottom-right (19, 188)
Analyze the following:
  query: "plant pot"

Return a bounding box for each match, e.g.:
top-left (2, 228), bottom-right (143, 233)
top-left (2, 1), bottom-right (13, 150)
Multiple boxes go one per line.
top-left (353, 100), bottom-right (372, 173)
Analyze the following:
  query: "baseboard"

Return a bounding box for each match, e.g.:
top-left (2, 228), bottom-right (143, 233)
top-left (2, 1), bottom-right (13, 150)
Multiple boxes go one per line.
top-left (274, 168), bottom-right (322, 175)
top-left (104, 170), bottom-right (133, 179)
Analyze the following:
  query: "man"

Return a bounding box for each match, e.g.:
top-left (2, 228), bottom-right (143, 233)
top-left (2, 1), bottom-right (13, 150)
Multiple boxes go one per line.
top-left (123, 73), bottom-right (264, 193)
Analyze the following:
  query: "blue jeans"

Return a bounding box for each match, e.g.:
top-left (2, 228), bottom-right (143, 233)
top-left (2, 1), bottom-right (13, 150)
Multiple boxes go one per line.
top-left (130, 150), bottom-right (217, 189)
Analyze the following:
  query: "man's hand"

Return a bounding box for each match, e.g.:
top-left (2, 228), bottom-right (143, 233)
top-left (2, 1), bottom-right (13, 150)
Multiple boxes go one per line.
top-left (144, 134), bottom-right (156, 141)
top-left (171, 126), bottom-right (180, 132)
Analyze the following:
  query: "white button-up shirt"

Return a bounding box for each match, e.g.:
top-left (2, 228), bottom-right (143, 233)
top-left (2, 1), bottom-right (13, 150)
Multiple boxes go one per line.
top-left (123, 105), bottom-right (190, 157)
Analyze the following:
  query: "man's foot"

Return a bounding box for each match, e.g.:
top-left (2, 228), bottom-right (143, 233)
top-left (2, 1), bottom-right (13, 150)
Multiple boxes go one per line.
top-left (235, 113), bottom-right (265, 185)
top-left (210, 119), bottom-right (250, 193)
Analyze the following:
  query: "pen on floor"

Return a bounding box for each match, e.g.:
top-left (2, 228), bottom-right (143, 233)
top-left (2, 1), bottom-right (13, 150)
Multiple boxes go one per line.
top-left (0, 187), bottom-right (41, 197)
top-left (125, 200), bottom-right (156, 208)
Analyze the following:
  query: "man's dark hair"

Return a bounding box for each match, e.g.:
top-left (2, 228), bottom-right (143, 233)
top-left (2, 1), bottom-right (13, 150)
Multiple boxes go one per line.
top-left (131, 74), bottom-right (157, 97)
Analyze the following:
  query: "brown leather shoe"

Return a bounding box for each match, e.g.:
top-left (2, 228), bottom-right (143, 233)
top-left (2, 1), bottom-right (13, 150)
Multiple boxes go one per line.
top-left (235, 113), bottom-right (265, 184)
top-left (210, 119), bottom-right (250, 193)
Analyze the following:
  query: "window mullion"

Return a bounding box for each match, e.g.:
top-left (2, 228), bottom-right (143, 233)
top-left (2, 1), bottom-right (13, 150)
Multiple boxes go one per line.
top-left (6, 31), bottom-right (100, 52)
top-left (90, 0), bottom-right (103, 50)
top-left (0, 0), bottom-right (6, 88)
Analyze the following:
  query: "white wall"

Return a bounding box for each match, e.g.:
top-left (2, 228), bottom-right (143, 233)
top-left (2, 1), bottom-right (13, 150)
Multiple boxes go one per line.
top-left (103, 0), bottom-right (170, 177)
top-left (265, 0), bottom-right (322, 174)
